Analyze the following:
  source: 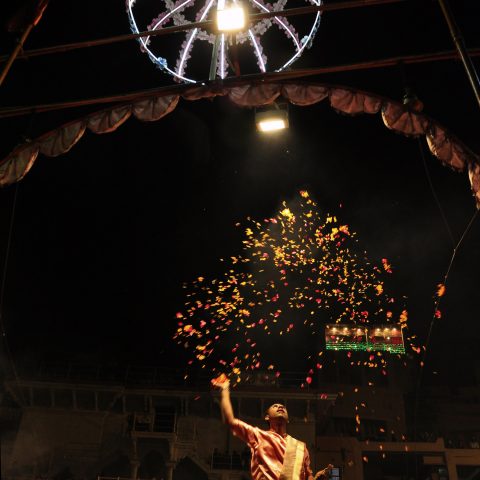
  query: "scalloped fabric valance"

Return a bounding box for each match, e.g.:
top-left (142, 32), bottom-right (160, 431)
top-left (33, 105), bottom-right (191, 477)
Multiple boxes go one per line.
top-left (1, 82), bottom-right (478, 206)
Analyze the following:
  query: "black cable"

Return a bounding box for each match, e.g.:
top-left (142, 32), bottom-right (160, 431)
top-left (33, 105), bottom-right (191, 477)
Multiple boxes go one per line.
top-left (0, 106), bottom-right (36, 403)
top-left (412, 206), bottom-right (478, 456)
top-left (0, 109), bottom-right (37, 390)
top-left (417, 138), bottom-right (456, 248)
top-left (410, 136), bottom-right (478, 478)
top-left (423, 208), bottom-right (478, 367)
top-left (0, 184), bottom-right (21, 385)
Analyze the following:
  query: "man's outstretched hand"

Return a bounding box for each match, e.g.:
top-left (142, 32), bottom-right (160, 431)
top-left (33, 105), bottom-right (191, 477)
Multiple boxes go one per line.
top-left (211, 373), bottom-right (230, 390)
top-left (211, 373), bottom-right (235, 424)
top-left (314, 464), bottom-right (334, 480)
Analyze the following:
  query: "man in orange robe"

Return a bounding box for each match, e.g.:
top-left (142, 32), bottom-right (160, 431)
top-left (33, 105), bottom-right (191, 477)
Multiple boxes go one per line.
top-left (212, 375), bottom-right (332, 480)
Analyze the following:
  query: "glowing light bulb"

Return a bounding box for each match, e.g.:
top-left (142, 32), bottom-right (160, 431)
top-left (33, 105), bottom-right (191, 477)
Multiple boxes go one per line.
top-left (216, 4), bottom-right (246, 32)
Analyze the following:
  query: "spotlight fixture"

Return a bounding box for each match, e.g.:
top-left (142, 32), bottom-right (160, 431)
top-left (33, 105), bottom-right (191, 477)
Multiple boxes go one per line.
top-left (216, 0), bottom-right (246, 32)
top-left (402, 87), bottom-right (424, 112)
top-left (255, 103), bottom-right (289, 133)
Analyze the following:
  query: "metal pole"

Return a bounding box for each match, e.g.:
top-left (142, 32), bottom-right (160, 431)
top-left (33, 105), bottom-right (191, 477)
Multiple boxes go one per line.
top-left (209, 35), bottom-right (221, 80)
top-left (0, 23), bottom-right (35, 87)
top-left (0, 0), bottom-right (407, 64)
top-left (0, 0), bottom-right (49, 87)
top-left (438, 0), bottom-right (480, 109)
top-left (231, 35), bottom-right (241, 76)
top-left (1, 47), bottom-right (480, 119)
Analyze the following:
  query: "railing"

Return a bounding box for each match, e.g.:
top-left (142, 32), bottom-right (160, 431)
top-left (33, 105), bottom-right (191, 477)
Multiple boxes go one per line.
top-left (34, 362), bottom-right (189, 387)
top-left (2, 477), bottom-right (55, 480)
top-left (444, 436), bottom-right (480, 449)
top-left (29, 362), bottom-right (319, 389)
top-left (131, 411), bottom-right (176, 434)
top-left (97, 477), bottom-right (151, 480)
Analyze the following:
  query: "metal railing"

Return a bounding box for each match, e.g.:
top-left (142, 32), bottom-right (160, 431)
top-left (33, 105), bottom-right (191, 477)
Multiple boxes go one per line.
top-left (131, 411), bottom-right (176, 434)
top-left (97, 477), bottom-right (152, 480)
top-left (30, 362), bottom-right (319, 390)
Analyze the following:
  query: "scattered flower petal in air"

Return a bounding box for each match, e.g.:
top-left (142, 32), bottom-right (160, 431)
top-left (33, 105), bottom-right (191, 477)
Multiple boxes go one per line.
top-left (436, 284), bottom-right (446, 297)
top-left (173, 191), bottom-right (410, 387)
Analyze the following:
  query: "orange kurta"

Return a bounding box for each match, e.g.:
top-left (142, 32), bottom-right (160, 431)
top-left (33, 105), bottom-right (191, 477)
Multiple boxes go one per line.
top-left (231, 419), bottom-right (313, 480)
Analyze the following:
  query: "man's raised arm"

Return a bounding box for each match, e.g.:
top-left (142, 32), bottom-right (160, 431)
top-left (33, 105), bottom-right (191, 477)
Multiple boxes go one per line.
top-left (211, 374), bottom-right (235, 426)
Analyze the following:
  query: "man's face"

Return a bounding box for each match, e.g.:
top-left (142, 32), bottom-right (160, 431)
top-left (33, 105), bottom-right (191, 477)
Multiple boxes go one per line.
top-left (265, 403), bottom-right (289, 423)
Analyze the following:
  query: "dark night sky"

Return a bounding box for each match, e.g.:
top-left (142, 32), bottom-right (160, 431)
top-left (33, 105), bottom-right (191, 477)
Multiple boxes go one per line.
top-left (0, 0), bottom-right (479, 385)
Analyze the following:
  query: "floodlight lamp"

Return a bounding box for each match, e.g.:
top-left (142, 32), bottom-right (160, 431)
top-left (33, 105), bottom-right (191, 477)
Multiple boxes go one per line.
top-left (216, 1), bottom-right (246, 32)
top-left (255, 107), bottom-right (289, 133)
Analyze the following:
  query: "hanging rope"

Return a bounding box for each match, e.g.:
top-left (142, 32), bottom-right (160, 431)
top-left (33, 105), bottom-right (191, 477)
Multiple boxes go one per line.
top-left (422, 208), bottom-right (478, 367)
top-left (411, 144), bottom-right (479, 437)
top-left (417, 137), bottom-right (456, 248)
top-left (0, 183), bottom-right (21, 384)
top-left (0, 110), bottom-right (38, 404)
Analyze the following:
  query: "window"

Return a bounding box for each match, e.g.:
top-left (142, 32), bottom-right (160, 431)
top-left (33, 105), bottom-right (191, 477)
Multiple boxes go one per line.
top-left (54, 389), bottom-right (73, 408)
top-left (76, 390), bottom-right (95, 410)
top-left (97, 391), bottom-right (115, 411)
top-left (333, 417), bottom-right (356, 437)
top-left (33, 388), bottom-right (51, 407)
top-left (189, 395), bottom-right (210, 417)
top-left (241, 398), bottom-right (261, 419)
top-left (286, 400), bottom-right (306, 419)
top-left (126, 394), bottom-right (146, 412)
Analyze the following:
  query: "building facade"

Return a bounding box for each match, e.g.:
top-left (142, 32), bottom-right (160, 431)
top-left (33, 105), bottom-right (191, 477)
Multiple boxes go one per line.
top-left (2, 362), bottom-right (480, 480)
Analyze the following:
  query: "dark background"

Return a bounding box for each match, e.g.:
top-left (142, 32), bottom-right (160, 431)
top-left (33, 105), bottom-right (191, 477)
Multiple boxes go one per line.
top-left (0, 0), bottom-right (479, 385)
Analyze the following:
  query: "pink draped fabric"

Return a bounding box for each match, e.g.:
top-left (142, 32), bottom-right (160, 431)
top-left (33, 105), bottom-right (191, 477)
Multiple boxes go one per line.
top-left (133, 95), bottom-right (179, 121)
top-left (39, 121), bottom-right (86, 156)
top-left (0, 81), bottom-right (478, 206)
top-left (330, 88), bottom-right (382, 115)
top-left (282, 84), bottom-right (328, 106)
top-left (426, 124), bottom-right (468, 171)
top-left (382, 103), bottom-right (428, 137)
top-left (228, 84), bottom-right (280, 106)
top-left (88, 105), bottom-right (132, 133)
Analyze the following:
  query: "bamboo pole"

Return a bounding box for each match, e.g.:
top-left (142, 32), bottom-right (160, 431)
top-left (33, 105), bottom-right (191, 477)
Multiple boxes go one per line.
top-left (0, 0), bottom-right (407, 64)
top-left (0, 24), bottom-right (35, 87)
top-left (0, 47), bottom-right (479, 119)
top-left (0, 0), bottom-right (49, 86)
top-left (438, 0), bottom-right (480, 109)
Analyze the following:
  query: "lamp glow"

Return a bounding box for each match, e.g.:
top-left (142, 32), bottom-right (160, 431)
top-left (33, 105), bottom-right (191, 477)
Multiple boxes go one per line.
top-left (216, 5), bottom-right (245, 32)
top-left (258, 119), bottom-right (287, 132)
top-left (255, 109), bottom-right (289, 133)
